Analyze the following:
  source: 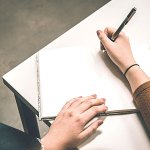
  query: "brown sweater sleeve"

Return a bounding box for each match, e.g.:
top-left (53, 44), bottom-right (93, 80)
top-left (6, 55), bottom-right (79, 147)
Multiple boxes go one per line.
top-left (133, 81), bottom-right (150, 133)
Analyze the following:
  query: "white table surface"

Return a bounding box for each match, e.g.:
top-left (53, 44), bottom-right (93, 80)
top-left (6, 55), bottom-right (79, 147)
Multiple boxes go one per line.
top-left (3, 0), bottom-right (150, 149)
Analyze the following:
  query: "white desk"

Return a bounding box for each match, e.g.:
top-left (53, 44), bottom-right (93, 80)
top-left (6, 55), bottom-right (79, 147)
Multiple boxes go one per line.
top-left (3, 0), bottom-right (150, 149)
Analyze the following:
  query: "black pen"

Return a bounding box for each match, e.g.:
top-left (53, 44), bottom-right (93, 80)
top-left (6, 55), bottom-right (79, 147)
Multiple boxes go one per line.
top-left (111, 7), bottom-right (137, 42)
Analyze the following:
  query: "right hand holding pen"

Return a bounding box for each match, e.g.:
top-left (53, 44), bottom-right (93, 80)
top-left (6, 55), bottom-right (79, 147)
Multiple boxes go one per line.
top-left (97, 27), bottom-right (136, 73)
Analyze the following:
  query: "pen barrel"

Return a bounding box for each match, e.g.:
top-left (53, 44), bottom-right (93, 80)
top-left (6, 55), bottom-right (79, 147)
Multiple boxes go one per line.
top-left (111, 7), bottom-right (136, 42)
top-left (127, 7), bottom-right (136, 20)
top-left (96, 109), bottom-right (139, 117)
top-left (111, 20), bottom-right (126, 41)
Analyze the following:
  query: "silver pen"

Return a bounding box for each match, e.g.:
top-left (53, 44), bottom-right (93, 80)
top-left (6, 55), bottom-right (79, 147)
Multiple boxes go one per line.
top-left (42, 109), bottom-right (140, 120)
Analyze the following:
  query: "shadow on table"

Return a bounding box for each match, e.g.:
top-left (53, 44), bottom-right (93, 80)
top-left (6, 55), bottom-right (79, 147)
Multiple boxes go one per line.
top-left (99, 50), bottom-right (131, 93)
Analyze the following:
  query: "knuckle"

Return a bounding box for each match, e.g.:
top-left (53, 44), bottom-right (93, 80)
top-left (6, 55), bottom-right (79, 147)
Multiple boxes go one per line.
top-left (91, 106), bottom-right (99, 114)
top-left (86, 100), bottom-right (93, 107)
top-left (105, 27), bottom-right (109, 32)
top-left (65, 101), bottom-right (69, 105)
top-left (99, 34), bottom-right (104, 40)
top-left (91, 126), bottom-right (97, 134)
top-left (75, 98), bottom-right (81, 103)
top-left (72, 98), bottom-right (78, 102)
top-left (75, 116), bottom-right (83, 125)
top-left (66, 110), bottom-right (74, 117)
top-left (78, 135), bottom-right (83, 141)
top-left (65, 98), bottom-right (76, 105)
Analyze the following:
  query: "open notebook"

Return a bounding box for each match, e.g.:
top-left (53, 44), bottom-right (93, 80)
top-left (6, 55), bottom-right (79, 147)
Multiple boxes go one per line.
top-left (36, 44), bottom-right (150, 120)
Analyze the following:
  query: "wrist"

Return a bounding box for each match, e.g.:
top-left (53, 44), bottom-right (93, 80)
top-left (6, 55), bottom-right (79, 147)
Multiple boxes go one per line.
top-left (123, 64), bottom-right (139, 76)
top-left (125, 65), bottom-right (150, 92)
top-left (41, 136), bottom-right (66, 150)
top-left (120, 61), bottom-right (136, 73)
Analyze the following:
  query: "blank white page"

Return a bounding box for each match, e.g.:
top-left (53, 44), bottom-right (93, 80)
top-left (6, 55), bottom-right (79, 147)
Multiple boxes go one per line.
top-left (37, 44), bottom-right (150, 120)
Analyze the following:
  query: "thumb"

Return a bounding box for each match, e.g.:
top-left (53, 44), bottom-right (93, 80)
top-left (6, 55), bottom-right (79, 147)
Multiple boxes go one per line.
top-left (97, 30), bottom-right (113, 50)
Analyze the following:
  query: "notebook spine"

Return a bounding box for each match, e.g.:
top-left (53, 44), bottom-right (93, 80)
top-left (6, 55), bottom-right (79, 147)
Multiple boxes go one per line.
top-left (36, 53), bottom-right (42, 120)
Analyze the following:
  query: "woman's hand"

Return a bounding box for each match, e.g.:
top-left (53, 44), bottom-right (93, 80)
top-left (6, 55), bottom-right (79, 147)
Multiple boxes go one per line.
top-left (97, 27), bottom-right (136, 73)
top-left (97, 27), bottom-right (150, 92)
top-left (41, 94), bottom-right (107, 150)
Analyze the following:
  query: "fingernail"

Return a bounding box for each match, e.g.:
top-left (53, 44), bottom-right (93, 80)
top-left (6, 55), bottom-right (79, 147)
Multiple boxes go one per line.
top-left (91, 94), bottom-right (97, 97)
top-left (96, 30), bottom-right (100, 36)
top-left (97, 30), bottom-right (100, 36)
top-left (97, 30), bottom-right (103, 36)
top-left (105, 106), bottom-right (108, 110)
top-left (101, 98), bottom-right (106, 103)
top-left (98, 120), bottom-right (103, 126)
top-left (78, 96), bottom-right (82, 98)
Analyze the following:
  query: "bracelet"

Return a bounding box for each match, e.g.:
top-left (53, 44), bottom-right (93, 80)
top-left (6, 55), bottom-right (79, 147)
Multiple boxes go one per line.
top-left (124, 64), bottom-right (139, 76)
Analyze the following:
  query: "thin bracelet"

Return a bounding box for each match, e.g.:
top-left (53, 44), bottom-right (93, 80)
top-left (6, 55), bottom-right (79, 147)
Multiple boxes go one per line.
top-left (124, 64), bottom-right (139, 76)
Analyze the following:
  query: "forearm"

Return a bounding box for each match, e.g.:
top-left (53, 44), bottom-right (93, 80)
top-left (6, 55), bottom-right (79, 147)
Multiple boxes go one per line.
top-left (125, 65), bottom-right (150, 132)
top-left (133, 81), bottom-right (150, 132)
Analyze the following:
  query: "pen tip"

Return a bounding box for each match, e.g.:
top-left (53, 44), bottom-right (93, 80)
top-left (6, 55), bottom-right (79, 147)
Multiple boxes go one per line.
top-left (133, 7), bottom-right (137, 11)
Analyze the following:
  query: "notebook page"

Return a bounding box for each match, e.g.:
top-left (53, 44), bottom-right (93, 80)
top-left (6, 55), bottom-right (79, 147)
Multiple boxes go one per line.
top-left (37, 44), bottom-right (150, 120)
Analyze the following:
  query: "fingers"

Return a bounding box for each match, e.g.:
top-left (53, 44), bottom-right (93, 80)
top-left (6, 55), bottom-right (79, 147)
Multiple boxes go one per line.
top-left (58, 96), bottom-right (82, 115)
top-left (76, 98), bottom-right (105, 113)
top-left (59, 95), bottom-right (107, 125)
top-left (79, 119), bottom-right (103, 141)
top-left (59, 95), bottom-right (97, 115)
top-left (104, 27), bottom-right (116, 37)
top-left (69, 94), bottom-right (97, 109)
top-left (97, 30), bottom-right (114, 50)
top-left (81, 104), bottom-right (108, 124)
top-left (78, 103), bottom-right (107, 141)
top-left (61, 97), bottom-right (81, 110)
